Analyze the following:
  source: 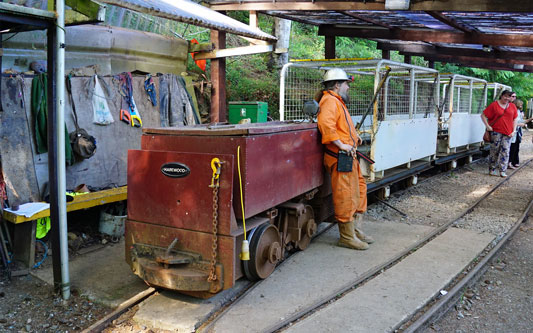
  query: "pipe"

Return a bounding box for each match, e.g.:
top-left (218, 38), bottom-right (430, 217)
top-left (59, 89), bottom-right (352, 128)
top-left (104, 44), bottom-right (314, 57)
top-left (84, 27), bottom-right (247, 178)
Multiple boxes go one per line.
top-left (55, 0), bottom-right (70, 300)
top-left (279, 62), bottom-right (292, 121)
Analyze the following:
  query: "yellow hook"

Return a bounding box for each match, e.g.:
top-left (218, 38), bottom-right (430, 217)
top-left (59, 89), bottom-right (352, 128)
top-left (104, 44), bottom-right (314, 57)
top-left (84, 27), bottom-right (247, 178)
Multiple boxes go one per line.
top-left (211, 158), bottom-right (221, 179)
top-left (209, 158), bottom-right (222, 188)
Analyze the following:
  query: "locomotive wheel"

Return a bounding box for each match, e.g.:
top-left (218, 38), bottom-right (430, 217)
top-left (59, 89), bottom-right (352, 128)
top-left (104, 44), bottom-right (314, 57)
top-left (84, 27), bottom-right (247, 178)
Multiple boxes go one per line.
top-left (296, 205), bottom-right (317, 251)
top-left (243, 223), bottom-right (282, 281)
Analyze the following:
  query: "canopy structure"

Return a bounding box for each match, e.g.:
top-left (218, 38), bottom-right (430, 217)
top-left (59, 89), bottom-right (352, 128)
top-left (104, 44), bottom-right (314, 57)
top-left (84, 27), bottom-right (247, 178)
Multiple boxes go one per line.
top-left (99, 0), bottom-right (276, 41)
top-left (206, 0), bottom-right (533, 72)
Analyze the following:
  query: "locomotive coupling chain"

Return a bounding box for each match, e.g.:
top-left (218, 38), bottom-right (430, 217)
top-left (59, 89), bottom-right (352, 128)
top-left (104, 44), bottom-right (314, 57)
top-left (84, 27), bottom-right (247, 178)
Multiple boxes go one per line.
top-left (208, 158), bottom-right (223, 283)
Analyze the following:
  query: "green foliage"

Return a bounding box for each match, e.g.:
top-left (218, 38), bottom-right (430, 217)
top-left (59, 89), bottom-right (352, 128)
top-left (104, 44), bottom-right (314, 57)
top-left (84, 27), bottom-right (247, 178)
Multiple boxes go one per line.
top-left (226, 54), bottom-right (281, 119)
top-left (289, 24), bottom-right (324, 59)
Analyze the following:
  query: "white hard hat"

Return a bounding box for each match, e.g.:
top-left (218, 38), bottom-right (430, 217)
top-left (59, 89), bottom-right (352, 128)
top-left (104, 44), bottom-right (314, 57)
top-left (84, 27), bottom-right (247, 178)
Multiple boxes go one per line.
top-left (322, 68), bottom-right (350, 83)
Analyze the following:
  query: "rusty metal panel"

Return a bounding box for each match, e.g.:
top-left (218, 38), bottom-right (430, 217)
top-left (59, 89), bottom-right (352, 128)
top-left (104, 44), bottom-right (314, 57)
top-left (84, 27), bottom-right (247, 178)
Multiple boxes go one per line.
top-left (242, 129), bottom-right (323, 217)
top-left (127, 150), bottom-right (234, 235)
top-left (126, 220), bottom-right (236, 291)
top-left (140, 123), bottom-right (323, 219)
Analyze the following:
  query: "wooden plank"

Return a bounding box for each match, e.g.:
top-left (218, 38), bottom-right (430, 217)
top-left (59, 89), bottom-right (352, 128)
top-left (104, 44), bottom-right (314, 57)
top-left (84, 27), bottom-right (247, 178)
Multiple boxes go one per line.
top-left (210, 29), bottom-right (227, 123)
top-left (12, 221), bottom-right (35, 268)
top-left (0, 76), bottom-right (41, 205)
top-left (319, 26), bottom-right (533, 48)
top-left (2, 186), bottom-right (127, 224)
top-left (194, 44), bottom-right (273, 60)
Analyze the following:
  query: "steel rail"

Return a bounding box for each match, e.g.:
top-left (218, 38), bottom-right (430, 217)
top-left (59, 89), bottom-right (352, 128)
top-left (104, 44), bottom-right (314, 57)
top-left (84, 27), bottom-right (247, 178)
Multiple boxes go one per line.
top-left (260, 157), bottom-right (533, 333)
top-left (81, 287), bottom-right (157, 333)
top-left (198, 220), bottom-right (337, 332)
top-left (403, 185), bottom-right (533, 332)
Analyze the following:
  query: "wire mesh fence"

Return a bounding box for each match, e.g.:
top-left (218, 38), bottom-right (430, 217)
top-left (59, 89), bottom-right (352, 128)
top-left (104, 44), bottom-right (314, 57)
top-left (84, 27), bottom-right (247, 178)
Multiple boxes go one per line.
top-left (471, 87), bottom-right (485, 114)
top-left (439, 76), bottom-right (488, 116)
top-left (415, 80), bottom-right (435, 116)
top-left (281, 60), bottom-right (439, 122)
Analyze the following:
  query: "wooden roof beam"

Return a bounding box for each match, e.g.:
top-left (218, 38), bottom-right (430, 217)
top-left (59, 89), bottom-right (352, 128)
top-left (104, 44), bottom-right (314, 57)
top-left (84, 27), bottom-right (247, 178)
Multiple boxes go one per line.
top-left (208, 0), bottom-right (533, 12)
top-left (400, 51), bottom-right (533, 67)
top-left (411, 53), bottom-right (533, 72)
top-left (377, 42), bottom-right (533, 62)
top-left (425, 58), bottom-right (533, 73)
top-left (319, 26), bottom-right (533, 48)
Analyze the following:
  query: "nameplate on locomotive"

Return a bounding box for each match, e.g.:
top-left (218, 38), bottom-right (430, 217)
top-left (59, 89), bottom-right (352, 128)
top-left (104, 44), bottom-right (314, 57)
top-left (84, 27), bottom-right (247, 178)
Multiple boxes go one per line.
top-left (161, 162), bottom-right (190, 178)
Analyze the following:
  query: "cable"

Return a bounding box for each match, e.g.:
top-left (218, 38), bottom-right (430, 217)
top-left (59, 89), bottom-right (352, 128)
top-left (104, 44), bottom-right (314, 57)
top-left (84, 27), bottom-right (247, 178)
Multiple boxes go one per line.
top-left (33, 239), bottom-right (48, 269)
top-left (237, 146), bottom-right (250, 261)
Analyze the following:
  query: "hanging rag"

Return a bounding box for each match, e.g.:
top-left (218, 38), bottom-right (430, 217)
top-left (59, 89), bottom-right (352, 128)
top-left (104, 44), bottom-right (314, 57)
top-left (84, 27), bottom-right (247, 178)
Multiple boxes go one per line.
top-left (91, 75), bottom-right (114, 125)
top-left (31, 73), bottom-right (75, 165)
top-left (144, 74), bottom-right (157, 106)
top-left (159, 74), bottom-right (200, 127)
top-left (36, 217), bottom-right (51, 239)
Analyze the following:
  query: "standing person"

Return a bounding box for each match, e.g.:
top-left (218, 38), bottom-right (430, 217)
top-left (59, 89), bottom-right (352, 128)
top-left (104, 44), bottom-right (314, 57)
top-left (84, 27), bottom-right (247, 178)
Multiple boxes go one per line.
top-left (509, 98), bottom-right (526, 169)
top-left (316, 68), bottom-right (372, 250)
top-left (481, 90), bottom-right (518, 177)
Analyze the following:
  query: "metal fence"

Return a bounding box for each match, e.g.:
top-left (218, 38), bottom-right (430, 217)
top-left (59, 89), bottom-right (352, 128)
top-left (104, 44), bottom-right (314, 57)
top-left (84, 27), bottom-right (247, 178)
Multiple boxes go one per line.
top-left (440, 75), bottom-right (488, 116)
top-left (280, 59), bottom-right (440, 122)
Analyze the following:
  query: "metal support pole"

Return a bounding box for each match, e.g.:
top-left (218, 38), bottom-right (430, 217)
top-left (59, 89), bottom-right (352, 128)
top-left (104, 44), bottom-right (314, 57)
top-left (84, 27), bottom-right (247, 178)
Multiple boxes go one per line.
top-left (48, 0), bottom-right (70, 300)
top-left (409, 69), bottom-right (415, 118)
top-left (469, 79), bottom-right (473, 114)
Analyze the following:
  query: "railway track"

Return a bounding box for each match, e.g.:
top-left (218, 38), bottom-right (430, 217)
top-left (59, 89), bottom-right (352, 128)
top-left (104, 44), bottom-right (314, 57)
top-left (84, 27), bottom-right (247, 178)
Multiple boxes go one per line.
top-left (198, 158), bottom-right (533, 333)
top-left (88, 157), bottom-right (532, 333)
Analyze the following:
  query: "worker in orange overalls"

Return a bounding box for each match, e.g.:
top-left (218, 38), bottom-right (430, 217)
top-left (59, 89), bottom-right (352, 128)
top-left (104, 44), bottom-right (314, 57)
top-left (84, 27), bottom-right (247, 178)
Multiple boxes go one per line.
top-left (316, 68), bottom-right (373, 250)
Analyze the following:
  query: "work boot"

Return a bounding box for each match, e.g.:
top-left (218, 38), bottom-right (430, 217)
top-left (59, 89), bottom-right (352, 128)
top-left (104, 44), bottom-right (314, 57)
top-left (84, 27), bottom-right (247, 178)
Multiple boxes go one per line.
top-left (354, 214), bottom-right (374, 244)
top-left (338, 221), bottom-right (369, 250)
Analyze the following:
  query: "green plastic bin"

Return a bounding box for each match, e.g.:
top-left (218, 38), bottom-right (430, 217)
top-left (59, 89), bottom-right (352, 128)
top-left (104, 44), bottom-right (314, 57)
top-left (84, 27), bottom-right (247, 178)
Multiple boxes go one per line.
top-left (228, 102), bottom-right (268, 124)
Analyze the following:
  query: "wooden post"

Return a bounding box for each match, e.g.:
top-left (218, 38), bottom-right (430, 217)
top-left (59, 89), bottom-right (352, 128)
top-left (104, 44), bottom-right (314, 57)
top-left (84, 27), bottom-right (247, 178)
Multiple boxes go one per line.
top-left (428, 60), bottom-right (435, 69)
top-left (210, 29), bottom-right (227, 123)
top-left (404, 54), bottom-right (412, 64)
top-left (249, 10), bottom-right (257, 29)
top-left (381, 49), bottom-right (390, 60)
top-left (274, 17), bottom-right (292, 68)
top-left (325, 35), bottom-right (335, 59)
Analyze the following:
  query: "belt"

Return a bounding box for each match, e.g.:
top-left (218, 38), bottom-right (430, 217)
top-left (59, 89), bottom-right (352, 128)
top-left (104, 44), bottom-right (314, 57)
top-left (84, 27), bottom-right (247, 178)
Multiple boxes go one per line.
top-left (325, 148), bottom-right (375, 164)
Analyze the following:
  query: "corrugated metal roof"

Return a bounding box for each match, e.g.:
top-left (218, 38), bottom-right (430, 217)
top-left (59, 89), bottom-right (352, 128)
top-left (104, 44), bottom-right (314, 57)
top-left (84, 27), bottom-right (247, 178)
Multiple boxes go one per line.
top-left (99, 0), bottom-right (276, 41)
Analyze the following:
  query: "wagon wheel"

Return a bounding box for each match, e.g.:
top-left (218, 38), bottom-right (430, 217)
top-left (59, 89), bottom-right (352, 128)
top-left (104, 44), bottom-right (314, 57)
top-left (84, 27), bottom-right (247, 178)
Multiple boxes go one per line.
top-left (295, 205), bottom-right (317, 251)
top-left (242, 223), bottom-right (282, 281)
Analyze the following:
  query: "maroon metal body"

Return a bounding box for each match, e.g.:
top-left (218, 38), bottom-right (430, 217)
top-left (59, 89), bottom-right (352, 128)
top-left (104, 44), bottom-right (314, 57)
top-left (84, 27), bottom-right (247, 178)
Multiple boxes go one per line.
top-left (126, 122), bottom-right (324, 296)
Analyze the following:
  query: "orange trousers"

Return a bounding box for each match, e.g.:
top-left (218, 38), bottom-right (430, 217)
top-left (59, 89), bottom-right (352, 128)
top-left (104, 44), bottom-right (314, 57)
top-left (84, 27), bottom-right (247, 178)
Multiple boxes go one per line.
top-left (324, 154), bottom-right (367, 223)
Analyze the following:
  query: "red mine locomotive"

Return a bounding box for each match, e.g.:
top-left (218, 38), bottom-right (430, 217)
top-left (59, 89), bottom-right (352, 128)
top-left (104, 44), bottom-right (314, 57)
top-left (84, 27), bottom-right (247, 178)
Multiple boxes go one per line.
top-left (126, 122), bottom-right (332, 297)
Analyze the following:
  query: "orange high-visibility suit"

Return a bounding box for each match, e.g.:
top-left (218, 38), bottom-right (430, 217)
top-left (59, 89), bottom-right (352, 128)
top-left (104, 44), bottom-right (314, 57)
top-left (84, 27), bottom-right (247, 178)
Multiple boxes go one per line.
top-left (317, 91), bottom-right (367, 223)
